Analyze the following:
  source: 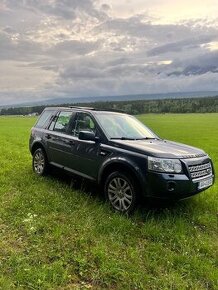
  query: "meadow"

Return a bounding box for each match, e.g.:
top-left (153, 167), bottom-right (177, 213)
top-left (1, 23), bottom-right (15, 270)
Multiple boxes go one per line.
top-left (0, 113), bottom-right (217, 289)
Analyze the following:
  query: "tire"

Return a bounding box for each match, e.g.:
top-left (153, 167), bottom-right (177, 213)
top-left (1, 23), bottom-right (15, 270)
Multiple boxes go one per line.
top-left (32, 148), bottom-right (49, 176)
top-left (104, 171), bottom-right (138, 214)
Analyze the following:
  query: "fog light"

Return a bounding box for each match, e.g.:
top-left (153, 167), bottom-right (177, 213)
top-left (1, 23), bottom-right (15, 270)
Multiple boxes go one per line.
top-left (167, 181), bottom-right (176, 192)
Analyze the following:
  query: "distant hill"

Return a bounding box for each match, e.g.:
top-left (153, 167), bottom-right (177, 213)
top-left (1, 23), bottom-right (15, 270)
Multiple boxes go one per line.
top-left (1, 95), bottom-right (218, 115)
top-left (17, 91), bottom-right (218, 106)
top-left (1, 91), bottom-right (218, 108)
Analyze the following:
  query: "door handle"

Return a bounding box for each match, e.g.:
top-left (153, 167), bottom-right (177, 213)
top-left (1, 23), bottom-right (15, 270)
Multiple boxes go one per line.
top-left (64, 140), bottom-right (75, 146)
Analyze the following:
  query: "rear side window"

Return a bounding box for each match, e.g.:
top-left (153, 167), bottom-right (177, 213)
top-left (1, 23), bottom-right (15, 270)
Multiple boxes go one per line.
top-left (53, 111), bottom-right (73, 133)
top-left (35, 110), bottom-right (55, 128)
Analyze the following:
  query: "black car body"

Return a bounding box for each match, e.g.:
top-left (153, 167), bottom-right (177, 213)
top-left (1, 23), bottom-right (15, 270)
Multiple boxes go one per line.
top-left (29, 107), bottom-right (215, 213)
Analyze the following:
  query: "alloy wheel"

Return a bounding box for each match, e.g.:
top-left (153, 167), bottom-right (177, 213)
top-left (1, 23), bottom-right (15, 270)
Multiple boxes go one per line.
top-left (107, 177), bottom-right (133, 212)
top-left (33, 151), bottom-right (45, 175)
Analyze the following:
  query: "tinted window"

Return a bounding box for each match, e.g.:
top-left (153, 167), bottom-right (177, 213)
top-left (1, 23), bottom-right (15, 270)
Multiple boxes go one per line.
top-left (71, 113), bottom-right (96, 137)
top-left (35, 110), bottom-right (55, 128)
top-left (53, 111), bottom-right (72, 133)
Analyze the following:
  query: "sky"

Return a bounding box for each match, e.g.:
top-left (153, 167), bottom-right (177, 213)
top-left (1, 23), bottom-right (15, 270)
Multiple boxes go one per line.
top-left (0, 0), bottom-right (218, 105)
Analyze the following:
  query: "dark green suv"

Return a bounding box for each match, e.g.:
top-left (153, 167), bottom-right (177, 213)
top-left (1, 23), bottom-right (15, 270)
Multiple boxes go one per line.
top-left (29, 106), bottom-right (215, 213)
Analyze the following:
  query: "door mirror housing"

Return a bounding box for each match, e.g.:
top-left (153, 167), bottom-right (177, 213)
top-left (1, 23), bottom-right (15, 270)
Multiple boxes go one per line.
top-left (78, 131), bottom-right (99, 142)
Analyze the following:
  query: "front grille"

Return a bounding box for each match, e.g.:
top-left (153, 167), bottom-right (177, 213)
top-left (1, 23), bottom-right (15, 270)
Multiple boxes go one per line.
top-left (188, 162), bottom-right (212, 179)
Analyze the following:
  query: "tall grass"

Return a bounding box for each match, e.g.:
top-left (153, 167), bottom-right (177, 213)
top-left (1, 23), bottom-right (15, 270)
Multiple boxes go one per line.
top-left (0, 114), bottom-right (217, 289)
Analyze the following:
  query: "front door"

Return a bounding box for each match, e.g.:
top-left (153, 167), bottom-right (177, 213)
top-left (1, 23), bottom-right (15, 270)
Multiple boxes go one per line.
top-left (66, 112), bottom-right (102, 179)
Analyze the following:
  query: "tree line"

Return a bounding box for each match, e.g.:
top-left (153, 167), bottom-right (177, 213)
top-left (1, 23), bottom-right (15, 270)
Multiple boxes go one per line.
top-left (1, 96), bottom-right (218, 116)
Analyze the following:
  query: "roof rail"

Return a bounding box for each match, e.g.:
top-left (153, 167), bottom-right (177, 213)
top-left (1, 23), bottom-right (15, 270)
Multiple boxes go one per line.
top-left (68, 106), bottom-right (126, 113)
top-left (94, 108), bottom-right (126, 113)
top-left (68, 106), bottom-right (95, 110)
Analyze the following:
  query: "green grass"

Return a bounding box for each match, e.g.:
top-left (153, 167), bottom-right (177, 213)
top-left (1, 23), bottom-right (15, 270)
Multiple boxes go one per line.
top-left (0, 114), bottom-right (217, 290)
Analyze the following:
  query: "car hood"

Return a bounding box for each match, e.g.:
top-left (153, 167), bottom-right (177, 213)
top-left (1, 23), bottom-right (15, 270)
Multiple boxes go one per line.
top-left (110, 139), bottom-right (207, 159)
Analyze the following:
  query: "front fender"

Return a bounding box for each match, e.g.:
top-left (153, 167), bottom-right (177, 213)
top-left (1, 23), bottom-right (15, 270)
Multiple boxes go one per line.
top-left (98, 156), bottom-right (147, 191)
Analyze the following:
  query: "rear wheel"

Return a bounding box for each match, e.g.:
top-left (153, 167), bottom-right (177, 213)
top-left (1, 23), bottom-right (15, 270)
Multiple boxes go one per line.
top-left (32, 148), bottom-right (49, 176)
top-left (104, 171), bottom-right (138, 214)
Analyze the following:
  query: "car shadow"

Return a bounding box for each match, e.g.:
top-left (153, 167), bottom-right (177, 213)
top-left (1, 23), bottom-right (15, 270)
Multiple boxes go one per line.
top-left (136, 192), bottom-right (201, 224)
top-left (48, 166), bottom-right (101, 197)
top-left (46, 166), bottom-right (198, 220)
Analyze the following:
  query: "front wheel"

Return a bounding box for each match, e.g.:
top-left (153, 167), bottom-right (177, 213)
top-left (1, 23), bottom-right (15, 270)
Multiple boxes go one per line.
top-left (32, 148), bottom-right (49, 176)
top-left (104, 171), bottom-right (138, 214)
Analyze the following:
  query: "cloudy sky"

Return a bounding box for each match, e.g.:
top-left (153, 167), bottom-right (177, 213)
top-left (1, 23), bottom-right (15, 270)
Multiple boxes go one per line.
top-left (0, 0), bottom-right (218, 105)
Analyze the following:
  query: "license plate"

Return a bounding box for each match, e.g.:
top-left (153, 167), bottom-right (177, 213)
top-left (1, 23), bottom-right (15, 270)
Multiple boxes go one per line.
top-left (198, 177), bottom-right (213, 190)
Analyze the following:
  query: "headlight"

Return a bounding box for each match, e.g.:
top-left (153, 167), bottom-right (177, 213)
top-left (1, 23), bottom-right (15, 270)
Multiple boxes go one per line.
top-left (148, 157), bottom-right (182, 173)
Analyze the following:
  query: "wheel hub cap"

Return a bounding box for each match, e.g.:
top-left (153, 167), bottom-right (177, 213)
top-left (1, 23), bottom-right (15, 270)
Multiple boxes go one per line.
top-left (34, 152), bottom-right (45, 174)
top-left (108, 177), bottom-right (133, 211)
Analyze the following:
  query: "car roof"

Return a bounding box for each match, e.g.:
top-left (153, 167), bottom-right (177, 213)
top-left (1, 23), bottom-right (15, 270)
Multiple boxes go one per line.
top-left (43, 106), bottom-right (126, 115)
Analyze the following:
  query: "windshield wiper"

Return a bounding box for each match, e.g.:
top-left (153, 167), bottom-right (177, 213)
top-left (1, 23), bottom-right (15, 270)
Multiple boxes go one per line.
top-left (135, 137), bottom-right (157, 140)
top-left (110, 137), bottom-right (136, 140)
top-left (110, 137), bottom-right (158, 140)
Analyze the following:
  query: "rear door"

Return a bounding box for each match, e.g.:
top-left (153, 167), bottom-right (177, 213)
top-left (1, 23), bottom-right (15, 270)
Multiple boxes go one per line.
top-left (45, 110), bottom-right (77, 167)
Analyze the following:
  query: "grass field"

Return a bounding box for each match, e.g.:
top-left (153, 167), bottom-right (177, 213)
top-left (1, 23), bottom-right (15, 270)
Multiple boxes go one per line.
top-left (0, 113), bottom-right (217, 290)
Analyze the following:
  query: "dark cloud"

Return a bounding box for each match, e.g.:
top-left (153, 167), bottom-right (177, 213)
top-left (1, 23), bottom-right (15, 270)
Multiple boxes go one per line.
top-left (95, 17), bottom-right (197, 41)
top-left (3, 0), bottom-right (106, 20)
top-left (0, 31), bottom-right (44, 61)
top-left (168, 51), bottom-right (218, 76)
top-left (0, 1), bottom-right (218, 105)
top-left (168, 65), bottom-right (218, 76)
top-left (101, 4), bottom-right (111, 11)
top-left (49, 40), bottom-right (101, 56)
top-left (147, 34), bottom-right (218, 56)
top-left (60, 65), bottom-right (103, 80)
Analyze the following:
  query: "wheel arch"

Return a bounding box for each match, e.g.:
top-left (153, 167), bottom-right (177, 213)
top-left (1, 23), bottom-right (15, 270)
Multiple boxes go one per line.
top-left (31, 141), bottom-right (47, 156)
top-left (98, 159), bottom-right (145, 194)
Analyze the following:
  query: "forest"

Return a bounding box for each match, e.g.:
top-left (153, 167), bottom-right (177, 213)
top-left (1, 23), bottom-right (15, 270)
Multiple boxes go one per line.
top-left (1, 96), bottom-right (218, 115)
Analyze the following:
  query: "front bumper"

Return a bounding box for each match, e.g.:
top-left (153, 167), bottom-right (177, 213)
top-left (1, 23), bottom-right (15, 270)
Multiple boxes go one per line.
top-left (144, 156), bottom-right (215, 200)
top-left (145, 171), bottom-right (214, 200)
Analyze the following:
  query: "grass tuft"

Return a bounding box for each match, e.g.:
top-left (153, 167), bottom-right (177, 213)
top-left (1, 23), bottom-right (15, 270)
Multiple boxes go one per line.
top-left (0, 114), bottom-right (217, 289)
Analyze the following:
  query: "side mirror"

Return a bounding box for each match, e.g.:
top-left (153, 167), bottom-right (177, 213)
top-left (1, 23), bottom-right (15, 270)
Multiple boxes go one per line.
top-left (78, 131), bottom-right (99, 142)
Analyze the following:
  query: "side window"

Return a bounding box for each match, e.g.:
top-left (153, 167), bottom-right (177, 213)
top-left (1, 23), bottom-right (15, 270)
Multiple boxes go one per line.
top-left (35, 110), bottom-right (55, 128)
top-left (53, 111), bottom-right (72, 133)
top-left (72, 113), bottom-right (96, 137)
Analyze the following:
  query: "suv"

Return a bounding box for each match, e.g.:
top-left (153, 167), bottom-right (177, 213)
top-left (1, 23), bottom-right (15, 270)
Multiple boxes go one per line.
top-left (29, 106), bottom-right (215, 213)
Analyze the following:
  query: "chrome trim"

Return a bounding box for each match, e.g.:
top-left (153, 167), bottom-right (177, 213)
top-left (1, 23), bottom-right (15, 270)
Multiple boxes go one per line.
top-left (192, 173), bottom-right (213, 183)
top-left (188, 162), bottom-right (212, 180)
top-left (189, 162), bottom-right (211, 172)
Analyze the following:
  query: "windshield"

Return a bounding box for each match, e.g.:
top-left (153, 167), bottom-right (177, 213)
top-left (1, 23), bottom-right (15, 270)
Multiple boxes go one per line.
top-left (96, 113), bottom-right (158, 140)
